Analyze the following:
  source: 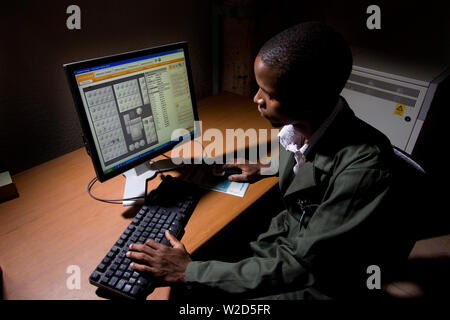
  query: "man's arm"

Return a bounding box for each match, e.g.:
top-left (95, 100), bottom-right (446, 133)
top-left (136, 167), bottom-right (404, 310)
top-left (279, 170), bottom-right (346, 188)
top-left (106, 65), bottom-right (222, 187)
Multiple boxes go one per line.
top-left (185, 167), bottom-right (396, 297)
top-left (127, 166), bottom-right (393, 297)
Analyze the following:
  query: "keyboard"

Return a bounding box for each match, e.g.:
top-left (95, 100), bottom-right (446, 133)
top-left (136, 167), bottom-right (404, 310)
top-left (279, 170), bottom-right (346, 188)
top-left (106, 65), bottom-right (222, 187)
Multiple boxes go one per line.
top-left (89, 175), bottom-right (200, 300)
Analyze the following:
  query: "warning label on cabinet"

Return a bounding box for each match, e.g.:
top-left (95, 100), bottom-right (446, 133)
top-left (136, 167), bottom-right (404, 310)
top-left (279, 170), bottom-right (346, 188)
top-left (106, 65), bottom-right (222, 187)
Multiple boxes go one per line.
top-left (394, 104), bottom-right (405, 116)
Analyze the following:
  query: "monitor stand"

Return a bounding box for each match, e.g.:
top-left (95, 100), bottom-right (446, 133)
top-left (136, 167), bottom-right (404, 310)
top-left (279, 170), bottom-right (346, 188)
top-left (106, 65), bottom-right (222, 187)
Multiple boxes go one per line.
top-left (122, 158), bottom-right (186, 206)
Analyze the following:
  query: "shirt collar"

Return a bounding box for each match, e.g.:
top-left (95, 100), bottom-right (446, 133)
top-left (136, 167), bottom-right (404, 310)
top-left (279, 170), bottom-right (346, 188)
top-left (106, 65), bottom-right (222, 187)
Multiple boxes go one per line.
top-left (303, 97), bottom-right (346, 160)
top-left (278, 124), bottom-right (308, 154)
top-left (278, 98), bottom-right (344, 158)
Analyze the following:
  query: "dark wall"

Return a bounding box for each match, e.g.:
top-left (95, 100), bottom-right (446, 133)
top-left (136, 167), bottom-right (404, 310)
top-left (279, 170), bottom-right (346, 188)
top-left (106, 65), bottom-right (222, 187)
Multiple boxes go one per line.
top-left (217, 0), bottom-right (450, 97)
top-left (2, 0), bottom-right (449, 174)
top-left (0, 0), bottom-right (212, 174)
top-left (265, 0), bottom-right (449, 60)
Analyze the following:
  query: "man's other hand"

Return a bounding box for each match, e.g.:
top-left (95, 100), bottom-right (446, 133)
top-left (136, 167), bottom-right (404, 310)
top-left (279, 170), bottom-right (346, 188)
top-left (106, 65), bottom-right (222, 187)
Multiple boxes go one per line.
top-left (215, 160), bottom-right (270, 183)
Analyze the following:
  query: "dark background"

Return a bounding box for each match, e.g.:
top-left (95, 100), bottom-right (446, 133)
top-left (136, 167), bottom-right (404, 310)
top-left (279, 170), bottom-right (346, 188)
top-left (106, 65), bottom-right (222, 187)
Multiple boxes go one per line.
top-left (0, 0), bottom-right (213, 174)
top-left (1, 0), bottom-right (449, 174)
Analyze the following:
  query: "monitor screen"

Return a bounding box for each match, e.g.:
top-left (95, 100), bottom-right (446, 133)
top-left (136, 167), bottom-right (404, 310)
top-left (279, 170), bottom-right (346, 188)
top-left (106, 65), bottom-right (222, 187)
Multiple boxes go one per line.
top-left (64, 42), bottom-right (198, 182)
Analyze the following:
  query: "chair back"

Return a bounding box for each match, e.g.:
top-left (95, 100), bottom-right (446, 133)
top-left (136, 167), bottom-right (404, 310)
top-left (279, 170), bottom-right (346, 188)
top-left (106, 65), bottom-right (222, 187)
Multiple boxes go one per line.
top-left (391, 146), bottom-right (431, 240)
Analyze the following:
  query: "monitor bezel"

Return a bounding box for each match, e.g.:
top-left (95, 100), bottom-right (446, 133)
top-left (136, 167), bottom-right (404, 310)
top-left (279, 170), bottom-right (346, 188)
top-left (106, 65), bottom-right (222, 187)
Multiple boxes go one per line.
top-left (63, 42), bottom-right (199, 182)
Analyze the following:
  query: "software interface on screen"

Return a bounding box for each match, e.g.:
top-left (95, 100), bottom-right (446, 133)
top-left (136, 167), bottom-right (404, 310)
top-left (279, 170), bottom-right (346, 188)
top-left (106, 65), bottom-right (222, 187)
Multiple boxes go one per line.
top-left (73, 48), bottom-right (196, 175)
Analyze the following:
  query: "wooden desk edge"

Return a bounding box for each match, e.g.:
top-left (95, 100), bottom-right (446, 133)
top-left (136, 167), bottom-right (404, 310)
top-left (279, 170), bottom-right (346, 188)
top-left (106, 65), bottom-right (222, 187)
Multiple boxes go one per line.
top-left (0, 92), bottom-right (279, 300)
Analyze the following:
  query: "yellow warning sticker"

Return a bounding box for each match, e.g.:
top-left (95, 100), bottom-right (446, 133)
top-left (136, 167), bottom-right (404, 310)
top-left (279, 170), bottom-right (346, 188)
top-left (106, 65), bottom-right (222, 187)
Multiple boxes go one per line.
top-left (394, 104), bottom-right (405, 116)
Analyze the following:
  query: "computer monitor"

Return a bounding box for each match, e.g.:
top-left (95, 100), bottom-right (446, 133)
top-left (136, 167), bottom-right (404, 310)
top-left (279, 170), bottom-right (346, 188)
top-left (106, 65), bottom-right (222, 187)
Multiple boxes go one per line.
top-left (64, 42), bottom-right (199, 205)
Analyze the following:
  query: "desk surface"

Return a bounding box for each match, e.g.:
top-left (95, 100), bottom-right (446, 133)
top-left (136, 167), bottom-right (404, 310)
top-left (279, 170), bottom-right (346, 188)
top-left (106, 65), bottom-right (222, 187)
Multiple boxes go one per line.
top-left (0, 92), bottom-right (279, 299)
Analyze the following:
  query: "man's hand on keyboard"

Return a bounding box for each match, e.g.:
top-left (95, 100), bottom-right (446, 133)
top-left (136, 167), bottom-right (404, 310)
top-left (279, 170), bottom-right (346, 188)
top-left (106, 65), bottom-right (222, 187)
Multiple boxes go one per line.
top-left (126, 230), bottom-right (191, 283)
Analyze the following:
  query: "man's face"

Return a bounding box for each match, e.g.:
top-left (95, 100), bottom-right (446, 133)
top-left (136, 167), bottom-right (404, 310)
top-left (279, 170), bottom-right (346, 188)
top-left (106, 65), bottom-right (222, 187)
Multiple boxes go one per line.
top-left (253, 56), bottom-right (294, 128)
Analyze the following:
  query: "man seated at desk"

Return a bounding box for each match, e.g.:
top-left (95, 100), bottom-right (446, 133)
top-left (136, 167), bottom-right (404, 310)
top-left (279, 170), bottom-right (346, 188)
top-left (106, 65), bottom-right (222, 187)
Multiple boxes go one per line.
top-left (125, 22), bottom-right (416, 299)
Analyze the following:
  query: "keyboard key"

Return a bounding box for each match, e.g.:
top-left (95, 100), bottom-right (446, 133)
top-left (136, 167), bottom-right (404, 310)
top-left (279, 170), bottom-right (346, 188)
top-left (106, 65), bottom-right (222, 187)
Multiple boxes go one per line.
top-left (130, 285), bottom-right (141, 296)
top-left (90, 272), bottom-right (100, 282)
top-left (119, 264), bottom-right (127, 271)
top-left (166, 212), bottom-right (176, 223)
top-left (100, 277), bottom-right (109, 285)
top-left (136, 212), bottom-right (144, 219)
top-left (123, 284), bottom-right (132, 293)
top-left (97, 263), bottom-right (106, 272)
top-left (115, 279), bottom-right (126, 291)
top-left (172, 221), bottom-right (181, 228)
top-left (111, 246), bottom-right (120, 252)
top-left (137, 277), bottom-right (148, 287)
top-left (161, 238), bottom-right (171, 246)
top-left (108, 276), bottom-right (119, 287)
top-left (172, 220), bottom-right (181, 228)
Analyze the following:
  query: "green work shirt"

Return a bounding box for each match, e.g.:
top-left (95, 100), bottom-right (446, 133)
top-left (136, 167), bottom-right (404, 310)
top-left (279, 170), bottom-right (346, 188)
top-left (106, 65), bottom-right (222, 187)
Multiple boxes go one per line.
top-left (185, 98), bottom-right (416, 299)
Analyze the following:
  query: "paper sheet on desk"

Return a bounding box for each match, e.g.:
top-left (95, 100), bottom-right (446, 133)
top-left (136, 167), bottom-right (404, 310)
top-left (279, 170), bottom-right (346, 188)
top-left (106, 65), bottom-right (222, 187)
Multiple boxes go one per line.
top-left (184, 165), bottom-right (249, 197)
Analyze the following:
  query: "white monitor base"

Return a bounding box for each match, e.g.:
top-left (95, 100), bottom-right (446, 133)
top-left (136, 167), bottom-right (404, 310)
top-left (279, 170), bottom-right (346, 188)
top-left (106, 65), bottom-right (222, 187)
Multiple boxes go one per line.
top-left (121, 159), bottom-right (186, 206)
top-left (122, 162), bottom-right (156, 206)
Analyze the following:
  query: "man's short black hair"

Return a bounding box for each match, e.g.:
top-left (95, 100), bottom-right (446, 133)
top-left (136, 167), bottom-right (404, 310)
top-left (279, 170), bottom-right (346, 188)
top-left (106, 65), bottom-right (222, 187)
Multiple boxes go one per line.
top-left (258, 21), bottom-right (353, 118)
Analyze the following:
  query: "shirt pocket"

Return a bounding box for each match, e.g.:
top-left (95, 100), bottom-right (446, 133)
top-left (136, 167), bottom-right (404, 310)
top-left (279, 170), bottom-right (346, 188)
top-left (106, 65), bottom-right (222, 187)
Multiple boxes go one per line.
top-left (295, 199), bottom-right (319, 231)
top-left (285, 189), bottom-right (321, 231)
